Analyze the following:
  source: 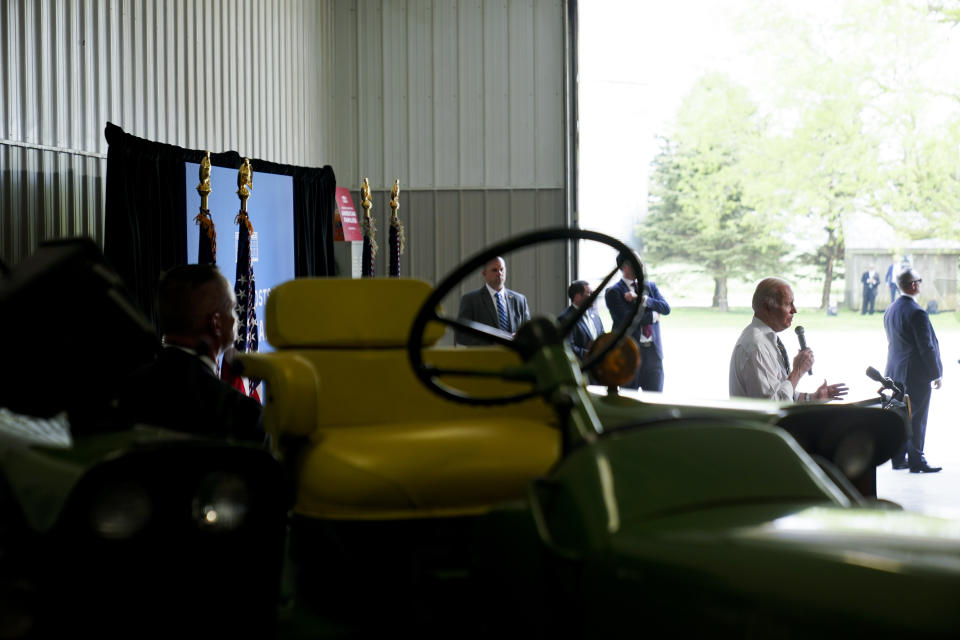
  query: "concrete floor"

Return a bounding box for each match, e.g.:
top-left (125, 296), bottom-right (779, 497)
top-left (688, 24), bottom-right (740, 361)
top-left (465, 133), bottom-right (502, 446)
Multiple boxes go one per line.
top-left (875, 421), bottom-right (960, 518)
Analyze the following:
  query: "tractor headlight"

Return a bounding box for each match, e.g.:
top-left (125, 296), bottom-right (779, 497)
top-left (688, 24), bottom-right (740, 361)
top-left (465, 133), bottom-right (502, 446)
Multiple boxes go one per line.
top-left (192, 472), bottom-right (249, 532)
top-left (89, 483), bottom-right (152, 539)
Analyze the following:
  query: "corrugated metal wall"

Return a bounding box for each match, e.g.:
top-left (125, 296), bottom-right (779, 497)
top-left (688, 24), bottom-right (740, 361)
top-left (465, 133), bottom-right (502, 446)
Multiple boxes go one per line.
top-left (331, 0), bottom-right (564, 190)
top-left (332, 0), bottom-right (571, 321)
top-left (2, 0), bottom-right (572, 320)
top-left (0, 0), bottom-right (332, 267)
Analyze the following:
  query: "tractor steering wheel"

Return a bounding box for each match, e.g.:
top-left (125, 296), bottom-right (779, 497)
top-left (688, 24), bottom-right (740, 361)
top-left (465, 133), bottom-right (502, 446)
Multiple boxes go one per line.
top-left (407, 227), bottom-right (644, 406)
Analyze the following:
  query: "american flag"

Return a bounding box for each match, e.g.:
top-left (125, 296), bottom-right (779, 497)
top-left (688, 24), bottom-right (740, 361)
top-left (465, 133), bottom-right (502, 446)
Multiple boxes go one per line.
top-left (224, 211), bottom-right (260, 401)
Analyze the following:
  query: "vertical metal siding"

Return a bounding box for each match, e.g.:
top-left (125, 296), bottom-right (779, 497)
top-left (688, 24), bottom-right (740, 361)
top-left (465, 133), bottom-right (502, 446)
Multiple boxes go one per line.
top-left (406, 0), bottom-right (432, 188)
top-left (482, 0), bottom-right (509, 187)
top-left (3, 0), bottom-right (570, 317)
top-left (457, 0), bottom-right (484, 186)
top-left (381, 1), bottom-right (407, 186)
top-left (1, 0), bottom-right (333, 267)
top-left (330, 0), bottom-right (568, 321)
top-left (332, 1), bottom-right (359, 186)
top-left (334, 0), bottom-right (568, 193)
top-left (535, 0), bottom-right (564, 186)
top-left (356, 0), bottom-right (385, 188)
top-left (508, 0), bottom-right (535, 186)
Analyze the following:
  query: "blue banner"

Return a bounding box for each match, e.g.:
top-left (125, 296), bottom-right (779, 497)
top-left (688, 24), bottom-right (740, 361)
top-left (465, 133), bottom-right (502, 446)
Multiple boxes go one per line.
top-left (185, 163), bottom-right (295, 352)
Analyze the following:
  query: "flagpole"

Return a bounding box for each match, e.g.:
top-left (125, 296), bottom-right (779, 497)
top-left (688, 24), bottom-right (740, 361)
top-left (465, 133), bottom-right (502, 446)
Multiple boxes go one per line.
top-left (361, 177), bottom-right (377, 277)
top-left (224, 157), bottom-right (261, 402)
top-left (388, 178), bottom-right (404, 278)
top-left (194, 150), bottom-right (217, 263)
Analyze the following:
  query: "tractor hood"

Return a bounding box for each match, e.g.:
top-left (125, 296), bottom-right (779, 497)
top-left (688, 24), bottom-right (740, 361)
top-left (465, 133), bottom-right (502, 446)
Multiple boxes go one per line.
top-left (0, 409), bottom-right (196, 533)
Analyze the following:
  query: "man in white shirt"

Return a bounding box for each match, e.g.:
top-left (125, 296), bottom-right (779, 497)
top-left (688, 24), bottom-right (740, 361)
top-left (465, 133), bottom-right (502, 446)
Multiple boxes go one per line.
top-left (729, 277), bottom-right (848, 402)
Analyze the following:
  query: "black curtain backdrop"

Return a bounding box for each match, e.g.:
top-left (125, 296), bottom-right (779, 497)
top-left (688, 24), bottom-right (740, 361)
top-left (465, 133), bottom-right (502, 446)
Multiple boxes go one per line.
top-left (103, 122), bottom-right (336, 330)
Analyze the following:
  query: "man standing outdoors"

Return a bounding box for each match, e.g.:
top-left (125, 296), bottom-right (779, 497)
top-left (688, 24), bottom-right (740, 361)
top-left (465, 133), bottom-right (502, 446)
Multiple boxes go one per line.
top-left (730, 277), bottom-right (847, 403)
top-left (558, 280), bottom-right (605, 361)
top-left (885, 261), bottom-right (899, 304)
top-left (455, 256), bottom-right (531, 346)
top-left (605, 254), bottom-right (670, 391)
top-left (861, 265), bottom-right (880, 315)
top-left (884, 269), bottom-right (943, 473)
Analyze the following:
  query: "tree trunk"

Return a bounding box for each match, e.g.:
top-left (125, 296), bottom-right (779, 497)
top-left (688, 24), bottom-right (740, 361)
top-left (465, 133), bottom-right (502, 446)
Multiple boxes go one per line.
top-left (820, 253), bottom-right (834, 310)
top-left (713, 276), bottom-right (729, 312)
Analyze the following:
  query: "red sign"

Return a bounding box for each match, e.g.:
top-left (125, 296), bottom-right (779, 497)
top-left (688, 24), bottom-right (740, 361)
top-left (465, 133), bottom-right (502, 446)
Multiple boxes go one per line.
top-left (334, 187), bottom-right (362, 242)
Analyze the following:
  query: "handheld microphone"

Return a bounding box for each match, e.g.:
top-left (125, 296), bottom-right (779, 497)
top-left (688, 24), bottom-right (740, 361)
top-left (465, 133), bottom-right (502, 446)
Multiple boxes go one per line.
top-left (794, 326), bottom-right (812, 376)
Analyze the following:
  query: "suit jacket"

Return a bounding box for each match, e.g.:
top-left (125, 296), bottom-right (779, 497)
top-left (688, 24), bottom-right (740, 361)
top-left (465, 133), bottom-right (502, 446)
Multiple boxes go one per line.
top-left (456, 286), bottom-right (530, 346)
top-left (605, 280), bottom-right (670, 360)
top-left (557, 304), bottom-right (604, 361)
top-left (118, 347), bottom-right (263, 443)
top-left (884, 295), bottom-right (942, 390)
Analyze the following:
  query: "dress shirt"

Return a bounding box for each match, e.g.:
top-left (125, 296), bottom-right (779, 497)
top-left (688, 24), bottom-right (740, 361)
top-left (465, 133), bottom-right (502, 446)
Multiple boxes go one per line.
top-left (573, 303), bottom-right (598, 340)
top-left (729, 316), bottom-right (795, 401)
top-left (622, 277), bottom-right (658, 344)
top-left (486, 284), bottom-right (506, 309)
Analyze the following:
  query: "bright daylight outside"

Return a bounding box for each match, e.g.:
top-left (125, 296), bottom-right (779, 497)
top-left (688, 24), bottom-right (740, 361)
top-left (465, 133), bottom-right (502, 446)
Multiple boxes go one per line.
top-left (578, 0), bottom-right (960, 501)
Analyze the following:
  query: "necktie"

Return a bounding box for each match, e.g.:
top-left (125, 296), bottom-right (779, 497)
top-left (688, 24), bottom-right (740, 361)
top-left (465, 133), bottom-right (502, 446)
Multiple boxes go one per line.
top-left (584, 311), bottom-right (596, 339)
top-left (634, 281), bottom-right (653, 338)
top-left (776, 337), bottom-right (790, 376)
top-left (495, 292), bottom-right (510, 331)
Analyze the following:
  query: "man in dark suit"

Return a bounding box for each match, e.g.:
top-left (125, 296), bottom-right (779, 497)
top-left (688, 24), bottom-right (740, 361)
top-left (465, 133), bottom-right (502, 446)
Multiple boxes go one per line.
top-left (861, 265), bottom-right (880, 315)
top-left (884, 269), bottom-right (943, 473)
top-left (557, 280), bottom-right (605, 361)
top-left (885, 262), bottom-right (898, 304)
top-left (455, 256), bottom-right (531, 346)
top-left (118, 264), bottom-right (262, 442)
top-left (604, 253), bottom-right (670, 391)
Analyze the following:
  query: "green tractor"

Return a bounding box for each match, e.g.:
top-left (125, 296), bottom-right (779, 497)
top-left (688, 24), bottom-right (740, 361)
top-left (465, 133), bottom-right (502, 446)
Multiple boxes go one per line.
top-left (242, 228), bottom-right (957, 637)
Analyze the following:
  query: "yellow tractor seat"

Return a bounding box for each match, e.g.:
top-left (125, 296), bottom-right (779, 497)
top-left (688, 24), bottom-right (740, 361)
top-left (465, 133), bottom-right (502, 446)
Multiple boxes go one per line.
top-left (240, 278), bottom-right (559, 520)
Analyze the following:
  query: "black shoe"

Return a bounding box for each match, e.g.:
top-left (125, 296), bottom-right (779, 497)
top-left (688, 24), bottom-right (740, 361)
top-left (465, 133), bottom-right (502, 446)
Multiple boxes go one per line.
top-left (891, 459), bottom-right (909, 470)
top-left (909, 461), bottom-right (942, 473)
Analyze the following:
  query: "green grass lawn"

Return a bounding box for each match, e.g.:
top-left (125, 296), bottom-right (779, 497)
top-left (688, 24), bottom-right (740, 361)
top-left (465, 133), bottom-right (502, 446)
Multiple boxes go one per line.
top-left (664, 306), bottom-right (960, 333)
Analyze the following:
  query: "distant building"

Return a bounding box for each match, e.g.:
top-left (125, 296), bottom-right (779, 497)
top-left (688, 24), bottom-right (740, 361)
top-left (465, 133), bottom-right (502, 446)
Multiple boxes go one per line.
top-left (844, 212), bottom-right (960, 313)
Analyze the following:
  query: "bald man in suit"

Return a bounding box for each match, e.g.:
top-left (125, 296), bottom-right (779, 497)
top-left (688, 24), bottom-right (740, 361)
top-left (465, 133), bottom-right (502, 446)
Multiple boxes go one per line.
top-left (884, 269), bottom-right (943, 473)
top-left (455, 256), bottom-right (530, 346)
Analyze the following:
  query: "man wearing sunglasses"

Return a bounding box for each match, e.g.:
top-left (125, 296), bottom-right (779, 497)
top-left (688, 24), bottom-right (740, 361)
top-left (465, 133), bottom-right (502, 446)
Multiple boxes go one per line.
top-left (884, 269), bottom-right (943, 473)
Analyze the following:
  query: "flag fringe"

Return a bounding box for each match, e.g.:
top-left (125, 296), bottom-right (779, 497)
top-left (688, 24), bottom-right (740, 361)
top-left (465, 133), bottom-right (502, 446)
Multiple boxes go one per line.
top-left (362, 213), bottom-right (378, 256)
top-left (194, 209), bottom-right (218, 258)
top-left (234, 210), bottom-right (254, 234)
top-left (390, 213), bottom-right (405, 255)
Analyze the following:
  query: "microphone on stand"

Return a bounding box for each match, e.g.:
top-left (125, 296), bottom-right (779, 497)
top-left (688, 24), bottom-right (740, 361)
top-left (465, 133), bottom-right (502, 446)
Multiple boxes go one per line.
top-left (795, 326), bottom-right (812, 376)
top-left (866, 366), bottom-right (905, 401)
